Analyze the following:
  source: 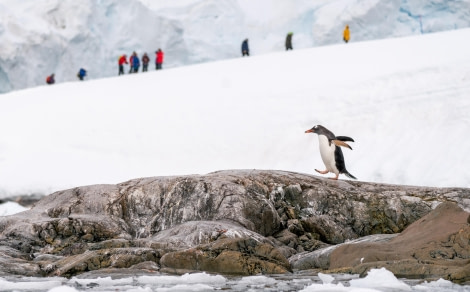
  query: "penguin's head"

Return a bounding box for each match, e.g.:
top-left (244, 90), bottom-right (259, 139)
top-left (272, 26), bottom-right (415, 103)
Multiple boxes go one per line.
top-left (305, 125), bottom-right (336, 140)
top-left (305, 125), bottom-right (324, 134)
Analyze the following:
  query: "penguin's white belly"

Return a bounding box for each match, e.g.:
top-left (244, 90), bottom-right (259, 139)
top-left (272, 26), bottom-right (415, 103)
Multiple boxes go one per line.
top-left (318, 135), bottom-right (339, 174)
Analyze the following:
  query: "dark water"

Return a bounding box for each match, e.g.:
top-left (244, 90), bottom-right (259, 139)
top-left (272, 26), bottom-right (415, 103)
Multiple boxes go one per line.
top-left (1, 269), bottom-right (469, 292)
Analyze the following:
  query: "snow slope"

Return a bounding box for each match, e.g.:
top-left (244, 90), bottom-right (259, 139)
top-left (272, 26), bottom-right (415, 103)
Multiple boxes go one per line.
top-left (1, 0), bottom-right (469, 93)
top-left (1, 28), bottom-right (469, 199)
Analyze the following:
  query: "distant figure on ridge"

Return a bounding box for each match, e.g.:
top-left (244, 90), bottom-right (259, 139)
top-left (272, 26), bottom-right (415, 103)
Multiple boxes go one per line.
top-left (142, 53), bottom-right (150, 72)
top-left (285, 32), bottom-right (293, 50)
top-left (77, 68), bottom-right (87, 81)
top-left (241, 38), bottom-right (249, 56)
top-left (129, 53), bottom-right (135, 73)
top-left (343, 25), bottom-right (350, 43)
top-left (155, 48), bottom-right (164, 70)
top-left (131, 52), bottom-right (140, 73)
top-left (118, 54), bottom-right (128, 75)
top-left (46, 74), bottom-right (55, 85)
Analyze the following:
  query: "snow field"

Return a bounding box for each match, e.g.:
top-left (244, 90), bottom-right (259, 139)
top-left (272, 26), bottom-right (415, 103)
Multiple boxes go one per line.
top-left (1, 28), bottom-right (470, 200)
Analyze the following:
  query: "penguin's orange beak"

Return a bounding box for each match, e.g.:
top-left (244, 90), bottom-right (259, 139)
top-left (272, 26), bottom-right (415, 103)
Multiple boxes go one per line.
top-left (305, 129), bottom-right (314, 133)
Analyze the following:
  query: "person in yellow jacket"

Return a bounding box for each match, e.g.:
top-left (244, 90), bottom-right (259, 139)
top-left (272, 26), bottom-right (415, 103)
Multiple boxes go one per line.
top-left (343, 25), bottom-right (350, 43)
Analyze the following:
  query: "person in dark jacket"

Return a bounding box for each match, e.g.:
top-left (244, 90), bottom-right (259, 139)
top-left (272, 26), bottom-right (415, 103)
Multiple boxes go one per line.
top-left (77, 68), bottom-right (87, 81)
top-left (285, 32), bottom-right (293, 50)
top-left (241, 39), bottom-right (249, 56)
top-left (118, 54), bottom-right (128, 75)
top-left (155, 49), bottom-right (164, 70)
top-left (142, 53), bottom-right (150, 72)
top-left (46, 74), bottom-right (55, 85)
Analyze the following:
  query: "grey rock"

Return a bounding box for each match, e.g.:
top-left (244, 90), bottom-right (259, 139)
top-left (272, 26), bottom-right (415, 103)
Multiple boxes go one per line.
top-left (0, 170), bottom-right (468, 280)
top-left (147, 220), bottom-right (270, 250)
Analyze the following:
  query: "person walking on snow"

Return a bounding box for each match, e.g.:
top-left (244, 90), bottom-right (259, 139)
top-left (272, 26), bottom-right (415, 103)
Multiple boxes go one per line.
top-left (132, 52), bottom-right (140, 73)
top-left (343, 25), bottom-right (350, 43)
top-left (77, 68), bottom-right (87, 81)
top-left (241, 39), bottom-right (249, 56)
top-left (285, 32), bottom-right (293, 50)
top-left (129, 53), bottom-right (135, 73)
top-left (118, 54), bottom-right (128, 75)
top-left (155, 48), bottom-right (164, 70)
top-left (142, 53), bottom-right (150, 72)
top-left (46, 74), bottom-right (55, 85)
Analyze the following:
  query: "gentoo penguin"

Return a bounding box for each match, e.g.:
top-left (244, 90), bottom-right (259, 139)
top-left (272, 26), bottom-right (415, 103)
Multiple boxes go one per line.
top-left (305, 125), bottom-right (357, 180)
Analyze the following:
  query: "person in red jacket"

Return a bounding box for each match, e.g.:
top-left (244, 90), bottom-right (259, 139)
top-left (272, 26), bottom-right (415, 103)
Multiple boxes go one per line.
top-left (128, 53), bottom-right (135, 73)
top-left (118, 54), bottom-right (128, 75)
top-left (46, 73), bottom-right (55, 84)
top-left (155, 48), bottom-right (164, 70)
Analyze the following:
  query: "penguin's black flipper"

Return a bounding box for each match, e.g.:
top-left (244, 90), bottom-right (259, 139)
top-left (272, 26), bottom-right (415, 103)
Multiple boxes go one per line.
top-left (335, 136), bottom-right (354, 142)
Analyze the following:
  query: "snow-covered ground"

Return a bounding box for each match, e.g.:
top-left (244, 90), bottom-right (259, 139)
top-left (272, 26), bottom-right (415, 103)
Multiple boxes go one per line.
top-left (1, 0), bottom-right (470, 93)
top-left (0, 201), bottom-right (27, 216)
top-left (1, 28), bottom-right (469, 203)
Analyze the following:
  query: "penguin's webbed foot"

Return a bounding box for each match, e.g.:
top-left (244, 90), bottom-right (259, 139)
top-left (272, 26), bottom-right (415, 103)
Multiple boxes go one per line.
top-left (329, 173), bottom-right (340, 180)
top-left (315, 169), bottom-right (329, 174)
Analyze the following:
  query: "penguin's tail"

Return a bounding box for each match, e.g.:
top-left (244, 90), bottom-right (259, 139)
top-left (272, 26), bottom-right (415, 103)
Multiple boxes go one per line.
top-left (344, 171), bottom-right (357, 180)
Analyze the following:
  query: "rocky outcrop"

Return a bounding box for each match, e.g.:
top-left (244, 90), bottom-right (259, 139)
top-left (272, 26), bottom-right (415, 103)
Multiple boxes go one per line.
top-left (329, 202), bottom-right (470, 283)
top-left (160, 236), bottom-right (291, 275)
top-left (0, 170), bottom-right (468, 282)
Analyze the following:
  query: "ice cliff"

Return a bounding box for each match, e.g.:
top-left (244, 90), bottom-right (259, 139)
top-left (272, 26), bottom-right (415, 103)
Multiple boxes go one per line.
top-left (1, 0), bottom-right (469, 93)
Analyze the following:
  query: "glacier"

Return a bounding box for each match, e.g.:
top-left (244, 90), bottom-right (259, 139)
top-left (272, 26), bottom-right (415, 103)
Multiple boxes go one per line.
top-left (1, 0), bottom-right (469, 93)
